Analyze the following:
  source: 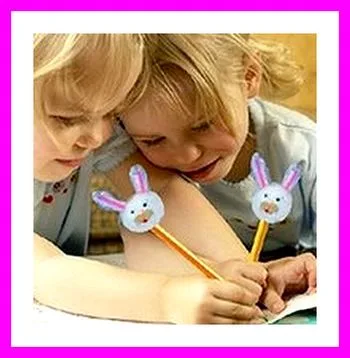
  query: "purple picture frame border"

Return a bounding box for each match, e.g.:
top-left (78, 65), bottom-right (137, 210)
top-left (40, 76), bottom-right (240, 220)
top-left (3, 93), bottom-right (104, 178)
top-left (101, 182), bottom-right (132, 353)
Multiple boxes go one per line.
top-left (2, 2), bottom-right (346, 355)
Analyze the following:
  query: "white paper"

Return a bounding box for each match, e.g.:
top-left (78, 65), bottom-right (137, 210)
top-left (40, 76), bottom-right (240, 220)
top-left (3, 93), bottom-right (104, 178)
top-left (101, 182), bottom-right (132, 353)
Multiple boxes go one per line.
top-left (264, 292), bottom-right (317, 324)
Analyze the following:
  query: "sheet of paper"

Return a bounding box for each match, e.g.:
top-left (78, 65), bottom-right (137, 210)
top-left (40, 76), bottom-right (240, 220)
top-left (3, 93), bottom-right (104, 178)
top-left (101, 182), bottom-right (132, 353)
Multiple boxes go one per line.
top-left (263, 292), bottom-right (317, 324)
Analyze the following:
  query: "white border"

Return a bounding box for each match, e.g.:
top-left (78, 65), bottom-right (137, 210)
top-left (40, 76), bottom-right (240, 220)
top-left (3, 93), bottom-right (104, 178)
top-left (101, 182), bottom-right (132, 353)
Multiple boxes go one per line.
top-left (11, 11), bottom-right (339, 347)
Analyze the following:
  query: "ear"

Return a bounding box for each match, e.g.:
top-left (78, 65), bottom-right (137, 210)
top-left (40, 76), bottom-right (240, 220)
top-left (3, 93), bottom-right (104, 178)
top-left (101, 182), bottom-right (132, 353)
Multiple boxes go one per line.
top-left (281, 162), bottom-right (303, 192)
top-left (250, 152), bottom-right (271, 188)
top-left (129, 164), bottom-right (150, 193)
top-left (243, 54), bottom-right (262, 99)
top-left (91, 191), bottom-right (126, 212)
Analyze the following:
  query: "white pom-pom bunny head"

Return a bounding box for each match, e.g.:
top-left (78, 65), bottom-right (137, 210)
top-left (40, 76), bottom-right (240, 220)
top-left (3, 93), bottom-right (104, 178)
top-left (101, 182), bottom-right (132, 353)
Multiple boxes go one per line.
top-left (92, 165), bottom-right (165, 233)
top-left (250, 153), bottom-right (302, 224)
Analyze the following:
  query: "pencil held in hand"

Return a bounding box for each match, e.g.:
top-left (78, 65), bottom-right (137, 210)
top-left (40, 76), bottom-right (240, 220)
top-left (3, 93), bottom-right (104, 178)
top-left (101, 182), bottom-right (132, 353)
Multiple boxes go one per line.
top-left (248, 220), bottom-right (269, 262)
top-left (249, 153), bottom-right (303, 261)
top-left (151, 225), bottom-right (224, 280)
top-left (92, 164), bottom-right (224, 281)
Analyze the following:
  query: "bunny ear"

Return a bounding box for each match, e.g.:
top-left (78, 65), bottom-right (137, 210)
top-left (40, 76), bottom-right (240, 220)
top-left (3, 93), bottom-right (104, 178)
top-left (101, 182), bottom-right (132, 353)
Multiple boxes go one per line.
top-left (91, 190), bottom-right (126, 212)
top-left (129, 164), bottom-right (150, 193)
top-left (281, 162), bottom-right (303, 192)
top-left (250, 152), bottom-right (271, 188)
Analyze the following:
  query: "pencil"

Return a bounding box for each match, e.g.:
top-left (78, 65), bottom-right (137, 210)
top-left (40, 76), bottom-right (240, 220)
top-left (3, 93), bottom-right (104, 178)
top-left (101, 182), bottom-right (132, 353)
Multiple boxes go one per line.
top-left (150, 224), bottom-right (225, 281)
top-left (248, 220), bottom-right (269, 262)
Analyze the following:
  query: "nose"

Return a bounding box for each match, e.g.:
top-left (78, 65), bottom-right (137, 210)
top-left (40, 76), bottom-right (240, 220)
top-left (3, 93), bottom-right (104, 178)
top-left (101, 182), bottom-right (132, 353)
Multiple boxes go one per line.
top-left (173, 143), bottom-right (202, 165)
top-left (261, 201), bottom-right (279, 214)
top-left (135, 209), bottom-right (153, 224)
top-left (75, 119), bottom-right (112, 151)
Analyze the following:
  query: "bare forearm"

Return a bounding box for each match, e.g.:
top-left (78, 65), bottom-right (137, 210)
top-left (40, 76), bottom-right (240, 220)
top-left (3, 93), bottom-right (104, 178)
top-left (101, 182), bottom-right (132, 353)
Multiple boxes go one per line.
top-left (122, 176), bottom-right (247, 274)
top-left (34, 255), bottom-right (170, 322)
top-left (34, 234), bottom-right (170, 322)
top-left (107, 154), bottom-right (247, 275)
top-left (158, 176), bottom-right (248, 261)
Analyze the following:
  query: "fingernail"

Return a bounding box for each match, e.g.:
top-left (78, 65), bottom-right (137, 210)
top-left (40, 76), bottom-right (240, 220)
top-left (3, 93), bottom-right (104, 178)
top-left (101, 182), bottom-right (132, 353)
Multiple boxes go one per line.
top-left (272, 301), bottom-right (285, 313)
top-left (256, 307), bottom-right (265, 318)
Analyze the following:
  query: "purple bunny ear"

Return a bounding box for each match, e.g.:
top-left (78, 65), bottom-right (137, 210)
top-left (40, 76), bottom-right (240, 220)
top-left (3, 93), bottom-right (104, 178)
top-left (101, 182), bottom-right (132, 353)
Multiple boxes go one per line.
top-left (129, 164), bottom-right (149, 193)
top-left (281, 162), bottom-right (303, 192)
top-left (91, 190), bottom-right (126, 212)
top-left (250, 152), bottom-right (271, 189)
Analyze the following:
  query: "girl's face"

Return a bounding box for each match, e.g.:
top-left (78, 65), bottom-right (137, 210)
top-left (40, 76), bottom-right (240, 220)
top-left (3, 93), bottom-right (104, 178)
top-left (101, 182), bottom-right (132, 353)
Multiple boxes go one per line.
top-left (123, 84), bottom-right (249, 184)
top-left (34, 83), bottom-right (117, 182)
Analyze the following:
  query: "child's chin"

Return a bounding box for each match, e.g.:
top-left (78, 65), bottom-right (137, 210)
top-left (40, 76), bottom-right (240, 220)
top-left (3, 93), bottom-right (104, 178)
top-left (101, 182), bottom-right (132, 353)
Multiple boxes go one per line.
top-left (35, 168), bottom-right (75, 183)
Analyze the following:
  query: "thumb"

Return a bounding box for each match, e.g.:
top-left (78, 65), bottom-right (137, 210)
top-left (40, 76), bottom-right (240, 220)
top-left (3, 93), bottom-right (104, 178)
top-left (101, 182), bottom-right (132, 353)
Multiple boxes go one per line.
top-left (261, 288), bottom-right (286, 313)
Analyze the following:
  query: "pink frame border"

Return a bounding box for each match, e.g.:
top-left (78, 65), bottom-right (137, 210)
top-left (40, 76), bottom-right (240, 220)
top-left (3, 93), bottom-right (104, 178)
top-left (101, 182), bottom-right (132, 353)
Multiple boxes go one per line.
top-left (3, 2), bottom-right (346, 354)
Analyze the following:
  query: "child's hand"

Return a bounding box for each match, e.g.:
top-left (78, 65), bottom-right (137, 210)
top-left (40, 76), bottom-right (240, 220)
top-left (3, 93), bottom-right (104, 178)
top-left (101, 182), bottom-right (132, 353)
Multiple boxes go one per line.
top-left (215, 259), bottom-right (268, 293)
top-left (261, 253), bottom-right (317, 313)
top-left (160, 275), bottom-right (266, 324)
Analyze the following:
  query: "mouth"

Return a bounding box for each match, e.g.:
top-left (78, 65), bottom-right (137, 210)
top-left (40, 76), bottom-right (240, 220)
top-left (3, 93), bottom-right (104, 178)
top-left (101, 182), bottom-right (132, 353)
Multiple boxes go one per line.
top-left (182, 158), bottom-right (221, 181)
top-left (55, 158), bottom-right (85, 168)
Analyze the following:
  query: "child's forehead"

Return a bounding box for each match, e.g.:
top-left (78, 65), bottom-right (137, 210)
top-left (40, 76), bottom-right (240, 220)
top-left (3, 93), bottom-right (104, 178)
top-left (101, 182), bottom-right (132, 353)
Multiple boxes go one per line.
top-left (133, 88), bottom-right (197, 122)
top-left (42, 77), bottom-right (119, 115)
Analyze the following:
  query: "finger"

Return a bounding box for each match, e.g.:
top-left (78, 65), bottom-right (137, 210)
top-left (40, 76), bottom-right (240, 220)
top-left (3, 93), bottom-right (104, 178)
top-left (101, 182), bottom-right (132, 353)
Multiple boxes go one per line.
top-left (235, 262), bottom-right (268, 286)
top-left (261, 287), bottom-right (286, 313)
top-left (230, 275), bottom-right (264, 299)
top-left (213, 281), bottom-right (260, 306)
top-left (211, 299), bottom-right (265, 321)
top-left (302, 253), bottom-right (317, 289)
top-left (208, 315), bottom-right (241, 324)
top-left (212, 315), bottom-right (266, 325)
top-left (207, 315), bottom-right (265, 324)
top-left (307, 286), bottom-right (317, 294)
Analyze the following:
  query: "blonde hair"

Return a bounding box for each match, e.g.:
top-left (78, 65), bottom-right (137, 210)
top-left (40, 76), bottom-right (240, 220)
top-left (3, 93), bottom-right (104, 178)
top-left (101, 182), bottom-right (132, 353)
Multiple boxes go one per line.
top-left (249, 35), bottom-right (305, 100)
top-left (34, 34), bottom-right (145, 119)
top-left (126, 34), bottom-right (304, 133)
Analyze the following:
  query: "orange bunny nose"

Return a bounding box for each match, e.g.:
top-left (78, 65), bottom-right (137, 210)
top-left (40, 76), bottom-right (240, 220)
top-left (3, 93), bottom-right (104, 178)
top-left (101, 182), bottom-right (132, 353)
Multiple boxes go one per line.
top-left (260, 201), bottom-right (278, 214)
top-left (135, 209), bottom-right (154, 224)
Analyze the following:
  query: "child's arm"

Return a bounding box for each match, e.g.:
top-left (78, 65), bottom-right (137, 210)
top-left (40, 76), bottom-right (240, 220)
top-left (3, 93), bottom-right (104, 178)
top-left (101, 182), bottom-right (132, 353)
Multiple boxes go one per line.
top-left (105, 152), bottom-right (248, 274)
top-left (34, 234), bottom-right (265, 324)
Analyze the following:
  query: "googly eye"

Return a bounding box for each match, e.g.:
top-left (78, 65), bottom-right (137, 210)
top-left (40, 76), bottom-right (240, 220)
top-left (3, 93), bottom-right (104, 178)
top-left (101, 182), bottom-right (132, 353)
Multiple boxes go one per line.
top-left (276, 197), bottom-right (280, 202)
top-left (264, 193), bottom-right (268, 198)
top-left (143, 202), bottom-right (147, 207)
top-left (130, 210), bottom-right (135, 214)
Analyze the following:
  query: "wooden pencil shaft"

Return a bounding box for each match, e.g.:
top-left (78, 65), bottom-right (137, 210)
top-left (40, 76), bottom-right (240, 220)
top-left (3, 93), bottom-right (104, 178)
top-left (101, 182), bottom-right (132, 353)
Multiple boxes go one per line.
top-left (151, 225), bottom-right (224, 281)
top-left (248, 220), bottom-right (269, 262)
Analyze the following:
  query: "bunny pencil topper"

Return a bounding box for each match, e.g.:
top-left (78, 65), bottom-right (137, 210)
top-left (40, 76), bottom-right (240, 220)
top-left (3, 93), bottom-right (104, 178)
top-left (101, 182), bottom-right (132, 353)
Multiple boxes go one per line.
top-left (92, 164), bottom-right (165, 233)
top-left (250, 152), bottom-right (302, 224)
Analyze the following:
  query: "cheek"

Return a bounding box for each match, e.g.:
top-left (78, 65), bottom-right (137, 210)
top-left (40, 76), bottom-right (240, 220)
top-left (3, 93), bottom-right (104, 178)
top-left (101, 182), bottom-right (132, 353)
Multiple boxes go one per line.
top-left (103, 121), bottom-right (115, 141)
top-left (208, 132), bottom-right (238, 153)
top-left (140, 148), bottom-right (170, 167)
top-left (34, 123), bottom-right (55, 163)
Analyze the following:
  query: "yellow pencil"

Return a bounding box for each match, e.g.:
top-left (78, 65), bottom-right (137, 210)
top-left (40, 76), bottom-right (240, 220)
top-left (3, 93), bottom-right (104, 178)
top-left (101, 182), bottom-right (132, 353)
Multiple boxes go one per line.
top-left (248, 220), bottom-right (269, 262)
top-left (151, 224), bottom-right (224, 281)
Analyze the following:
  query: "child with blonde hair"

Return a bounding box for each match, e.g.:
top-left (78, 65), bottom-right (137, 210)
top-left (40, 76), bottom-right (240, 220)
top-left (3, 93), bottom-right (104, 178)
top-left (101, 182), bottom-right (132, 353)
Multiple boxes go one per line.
top-left (34, 33), bottom-right (275, 324)
top-left (120, 34), bottom-right (316, 263)
top-left (34, 34), bottom-right (315, 323)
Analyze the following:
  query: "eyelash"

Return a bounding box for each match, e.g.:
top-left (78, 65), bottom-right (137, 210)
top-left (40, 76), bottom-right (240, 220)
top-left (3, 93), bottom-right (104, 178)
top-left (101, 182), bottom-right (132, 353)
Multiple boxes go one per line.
top-left (50, 112), bottom-right (118, 128)
top-left (139, 121), bottom-right (213, 147)
top-left (140, 137), bottom-right (165, 147)
top-left (192, 121), bottom-right (213, 132)
top-left (50, 116), bottom-right (78, 127)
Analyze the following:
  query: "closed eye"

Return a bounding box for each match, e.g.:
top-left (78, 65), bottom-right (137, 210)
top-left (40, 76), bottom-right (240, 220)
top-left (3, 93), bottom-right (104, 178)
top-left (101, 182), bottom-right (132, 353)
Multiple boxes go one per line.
top-left (49, 115), bottom-right (83, 127)
top-left (191, 120), bottom-right (213, 132)
top-left (139, 137), bottom-right (165, 146)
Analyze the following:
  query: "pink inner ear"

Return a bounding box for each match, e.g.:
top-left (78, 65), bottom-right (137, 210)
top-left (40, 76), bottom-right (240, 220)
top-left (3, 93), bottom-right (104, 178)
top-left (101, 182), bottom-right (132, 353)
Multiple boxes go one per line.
top-left (134, 170), bottom-right (147, 193)
top-left (100, 195), bottom-right (126, 211)
top-left (255, 159), bottom-right (269, 188)
top-left (282, 170), bottom-right (299, 191)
